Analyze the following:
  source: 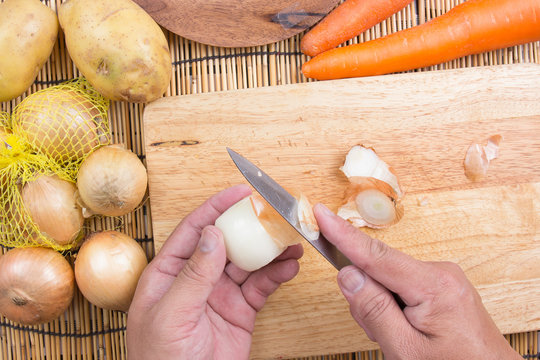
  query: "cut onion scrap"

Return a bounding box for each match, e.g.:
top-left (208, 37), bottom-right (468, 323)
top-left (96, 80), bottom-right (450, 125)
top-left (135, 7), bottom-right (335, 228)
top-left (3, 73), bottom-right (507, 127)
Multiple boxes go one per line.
top-left (338, 145), bottom-right (404, 229)
top-left (215, 192), bottom-right (318, 272)
top-left (464, 135), bottom-right (502, 182)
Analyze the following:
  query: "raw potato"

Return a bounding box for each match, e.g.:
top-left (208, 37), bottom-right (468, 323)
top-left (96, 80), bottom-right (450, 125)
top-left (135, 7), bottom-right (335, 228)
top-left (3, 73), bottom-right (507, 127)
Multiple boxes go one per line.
top-left (58, 0), bottom-right (171, 103)
top-left (0, 0), bottom-right (58, 102)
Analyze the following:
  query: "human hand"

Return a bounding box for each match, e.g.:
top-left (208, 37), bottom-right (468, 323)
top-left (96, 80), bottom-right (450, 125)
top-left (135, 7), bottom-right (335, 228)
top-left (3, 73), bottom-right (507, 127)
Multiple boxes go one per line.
top-left (126, 185), bottom-right (303, 360)
top-left (313, 204), bottom-right (521, 360)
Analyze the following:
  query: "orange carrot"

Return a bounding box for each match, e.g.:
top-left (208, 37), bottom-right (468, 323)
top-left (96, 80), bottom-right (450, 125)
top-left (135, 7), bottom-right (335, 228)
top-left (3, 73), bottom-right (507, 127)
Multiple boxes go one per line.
top-left (301, 0), bottom-right (414, 57)
top-left (302, 0), bottom-right (540, 80)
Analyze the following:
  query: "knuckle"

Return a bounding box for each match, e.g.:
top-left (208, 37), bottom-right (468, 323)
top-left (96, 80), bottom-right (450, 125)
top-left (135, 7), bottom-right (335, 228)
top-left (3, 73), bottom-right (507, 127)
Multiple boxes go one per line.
top-left (362, 237), bottom-right (390, 272)
top-left (430, 261), bottom-right (477, 308)
top-left (356, 291), bottom-right (392, 323)
top-left (435, 262), bottom-right (465, 291)
top-left (181, 258), bottom-right (208, 284)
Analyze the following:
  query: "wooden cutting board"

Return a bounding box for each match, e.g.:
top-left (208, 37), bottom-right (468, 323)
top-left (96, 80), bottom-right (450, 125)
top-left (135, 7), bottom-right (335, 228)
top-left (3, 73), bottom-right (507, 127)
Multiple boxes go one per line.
top-left (132, 0), bottom-right (339, 47)
top-left (143, 64), bottom-right (540, 359)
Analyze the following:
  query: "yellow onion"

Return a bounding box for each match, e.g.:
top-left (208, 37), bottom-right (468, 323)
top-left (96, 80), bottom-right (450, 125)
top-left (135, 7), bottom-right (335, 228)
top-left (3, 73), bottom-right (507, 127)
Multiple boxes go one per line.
top-left (215, 193), bottom-right (317, 272)
top-left (0, 247), bottom-right (75, 325)
top-left (74, 230), bottom-right (148, 312)
top-left (76, 145), bottom-right (148, 217)
top-left (21, 173), bottom-right (84, 247)
top-left (338, 145), bottom-right (404, 229)
top-left (11, 88), bottom-right (108, 163)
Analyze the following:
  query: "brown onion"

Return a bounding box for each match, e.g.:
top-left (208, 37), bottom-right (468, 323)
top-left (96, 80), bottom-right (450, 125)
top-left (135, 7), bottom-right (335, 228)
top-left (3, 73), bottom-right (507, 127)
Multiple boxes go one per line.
top-left (22, 173), bottom-right (84, 247)
top-left (74, 231), bottom-right (148, 312)
top-left (76, 145), bottom-right (148, 217)
top-left (0, 247), bottom-right (75, 325)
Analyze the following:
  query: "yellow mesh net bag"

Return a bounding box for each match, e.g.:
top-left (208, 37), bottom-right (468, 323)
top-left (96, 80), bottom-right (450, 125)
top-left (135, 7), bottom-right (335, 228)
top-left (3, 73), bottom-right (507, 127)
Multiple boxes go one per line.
top-left (1, 79), bottom-right (111, 251)
top-left (11, 78), bottom-right (110, 177)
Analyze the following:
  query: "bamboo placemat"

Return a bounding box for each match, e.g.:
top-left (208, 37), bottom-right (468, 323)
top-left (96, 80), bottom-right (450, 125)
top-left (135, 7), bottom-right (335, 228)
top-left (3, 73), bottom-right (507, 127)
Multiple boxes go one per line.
top-left (1, 0), bottom-right (539, 359)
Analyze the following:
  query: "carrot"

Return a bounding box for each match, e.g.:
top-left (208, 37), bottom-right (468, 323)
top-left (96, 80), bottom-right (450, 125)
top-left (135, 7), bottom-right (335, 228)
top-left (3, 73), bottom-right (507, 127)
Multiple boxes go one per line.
top-left (301, 0), bottom-right (414, 57)
top-left (302, 0), bottom-right (540, 80)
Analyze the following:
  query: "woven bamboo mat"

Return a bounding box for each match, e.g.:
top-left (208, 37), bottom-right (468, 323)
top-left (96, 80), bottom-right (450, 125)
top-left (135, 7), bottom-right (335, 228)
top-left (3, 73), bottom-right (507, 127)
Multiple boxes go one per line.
top-left (1, 0), bottom-right (539, 359)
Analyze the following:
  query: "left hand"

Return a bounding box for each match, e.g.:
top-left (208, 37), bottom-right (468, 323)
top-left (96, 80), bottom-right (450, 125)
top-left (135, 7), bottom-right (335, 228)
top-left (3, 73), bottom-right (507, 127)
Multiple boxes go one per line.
top-left (126, 185), bottom-right (303, 360)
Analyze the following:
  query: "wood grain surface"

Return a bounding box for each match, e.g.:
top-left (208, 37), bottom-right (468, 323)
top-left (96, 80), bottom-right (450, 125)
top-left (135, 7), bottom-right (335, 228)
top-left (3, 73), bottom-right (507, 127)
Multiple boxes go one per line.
top-left (132, 0), bottom-right (340, 47)
top-left (143, 64), bottom-right (540, 359)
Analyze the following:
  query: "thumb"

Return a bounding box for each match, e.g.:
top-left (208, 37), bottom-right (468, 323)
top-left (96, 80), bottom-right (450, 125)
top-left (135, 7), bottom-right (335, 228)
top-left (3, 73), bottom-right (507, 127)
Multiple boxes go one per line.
top-left (160, 226), bottom-right (227, 314)
top-left (338, 266), bottom-right (424, 356)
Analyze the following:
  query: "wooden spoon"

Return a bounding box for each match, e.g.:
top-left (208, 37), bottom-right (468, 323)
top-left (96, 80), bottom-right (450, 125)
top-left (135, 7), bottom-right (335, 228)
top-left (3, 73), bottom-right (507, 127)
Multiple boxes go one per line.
top-left (133, 0), bottom-right (339, 48)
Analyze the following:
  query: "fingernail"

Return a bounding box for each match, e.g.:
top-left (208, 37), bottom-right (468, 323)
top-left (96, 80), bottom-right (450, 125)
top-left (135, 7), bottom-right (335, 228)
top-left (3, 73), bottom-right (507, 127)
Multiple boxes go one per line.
top-left (199, 227), bottom-right (219, 253)
top-left (340, 267), bottom-right (365, 293)
top-left (316, 203), bottom-right (335, 217)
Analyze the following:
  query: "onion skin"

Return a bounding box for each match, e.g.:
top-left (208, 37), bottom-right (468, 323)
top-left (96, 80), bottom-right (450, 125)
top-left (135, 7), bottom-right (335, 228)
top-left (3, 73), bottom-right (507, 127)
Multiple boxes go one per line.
top-left (11, 89), bottom-right (107, 163)
top-left (0, 247), bottom-right (75, 326)
top-left (22, 174), bottom-right (84, 247)
top-left (76, 145), bottom-right (148, 217)
top-left (74, 231), bottom-right (148, 312)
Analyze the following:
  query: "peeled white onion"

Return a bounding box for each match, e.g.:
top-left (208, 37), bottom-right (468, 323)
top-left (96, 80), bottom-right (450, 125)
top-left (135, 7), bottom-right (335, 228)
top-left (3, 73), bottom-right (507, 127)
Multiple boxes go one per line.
top-left (0, 247), bottom-right (75, 326)
top-left (338, 145), bottom-right (404, 229)
top-left (22, 173), bottom-right (84, 247)
top-left (74, 230), bottom-right (148, 312)
top-left (76, 145), bottom-right (148, 217)
top-left (215, 193), bottom-right (317, 272)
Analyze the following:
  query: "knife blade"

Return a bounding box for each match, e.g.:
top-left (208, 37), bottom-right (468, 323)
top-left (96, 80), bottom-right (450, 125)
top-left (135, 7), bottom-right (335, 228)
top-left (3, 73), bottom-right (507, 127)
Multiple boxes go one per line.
top-left (226, 148), bottom-right (353, 270)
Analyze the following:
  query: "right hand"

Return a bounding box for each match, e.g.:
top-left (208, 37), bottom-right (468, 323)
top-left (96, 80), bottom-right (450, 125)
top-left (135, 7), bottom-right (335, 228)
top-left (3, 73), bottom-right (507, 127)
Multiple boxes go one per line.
top-left (313, 203), bottom-right (521, 360)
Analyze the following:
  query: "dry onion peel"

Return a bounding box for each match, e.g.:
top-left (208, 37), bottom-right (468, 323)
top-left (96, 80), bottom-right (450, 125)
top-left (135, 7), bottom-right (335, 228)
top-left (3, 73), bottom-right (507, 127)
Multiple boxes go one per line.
top-left (296, 192), bottom-right (320, 241)
top-left (215, 192), bottom-right (317, 272)
top-left (76, 145), bottom-right (148, 217)
top-left (0, 247), bottom-right (75, 326)
top-left (464, 135), bottom-right (502, 181)
top-left (74, 230), bottom-right (148, 312)
top-left (338, 145), bottom-right (404, 229)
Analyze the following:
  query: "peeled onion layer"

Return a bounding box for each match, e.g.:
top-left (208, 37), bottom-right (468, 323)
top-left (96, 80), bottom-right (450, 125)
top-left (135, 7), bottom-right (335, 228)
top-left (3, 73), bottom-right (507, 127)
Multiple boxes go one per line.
top-left (0, 247), bottom-right (75, 326)
top-left (215, 192), bottom-right (318, 272)
top-left (21, 173), bottom-right (84, 247)
top-left (338, 177), bottom-right (404, 229)
top-left (340, 145), bottom-right (403, 198)
top-left (338, 145), bottom-right (404, 229)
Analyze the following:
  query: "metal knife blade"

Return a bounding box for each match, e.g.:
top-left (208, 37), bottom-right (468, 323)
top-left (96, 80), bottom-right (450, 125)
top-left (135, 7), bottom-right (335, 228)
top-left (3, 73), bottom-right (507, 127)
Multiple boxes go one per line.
top-left (226, 148), bottom-right (352, 270)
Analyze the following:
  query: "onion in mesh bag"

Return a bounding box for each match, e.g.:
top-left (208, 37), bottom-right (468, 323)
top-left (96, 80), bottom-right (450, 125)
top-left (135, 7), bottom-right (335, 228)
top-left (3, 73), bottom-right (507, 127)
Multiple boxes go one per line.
top-left (11, 81), bottom-right (110, 163)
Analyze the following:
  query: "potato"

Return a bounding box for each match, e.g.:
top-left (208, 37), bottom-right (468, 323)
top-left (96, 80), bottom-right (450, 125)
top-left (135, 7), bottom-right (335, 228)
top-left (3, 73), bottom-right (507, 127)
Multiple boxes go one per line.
top-left (0, 0), bottom-right (58, 102)
top-left (58, 0), bottom-right (171, 103)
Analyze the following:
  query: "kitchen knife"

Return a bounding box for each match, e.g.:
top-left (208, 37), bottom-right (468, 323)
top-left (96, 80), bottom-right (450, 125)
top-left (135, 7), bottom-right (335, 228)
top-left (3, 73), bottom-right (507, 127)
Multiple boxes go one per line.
top-left (226, 147), bottom-right (352, 270)
top-left (226, 148), bottom-right (407, 310)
